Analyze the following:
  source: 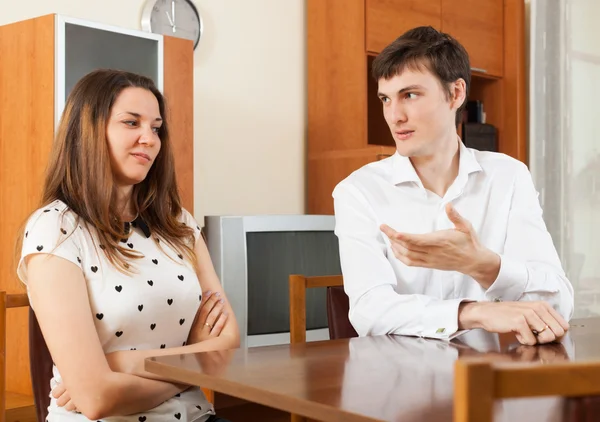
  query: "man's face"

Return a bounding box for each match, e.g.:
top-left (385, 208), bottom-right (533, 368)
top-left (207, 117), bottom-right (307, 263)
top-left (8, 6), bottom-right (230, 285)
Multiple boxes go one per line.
top-left (377, 66), bottom-right (465, 158)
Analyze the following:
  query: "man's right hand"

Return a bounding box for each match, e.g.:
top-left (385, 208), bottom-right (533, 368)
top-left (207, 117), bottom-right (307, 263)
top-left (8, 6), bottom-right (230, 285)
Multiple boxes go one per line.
top-left (458, 301), bottom-right (570, 345)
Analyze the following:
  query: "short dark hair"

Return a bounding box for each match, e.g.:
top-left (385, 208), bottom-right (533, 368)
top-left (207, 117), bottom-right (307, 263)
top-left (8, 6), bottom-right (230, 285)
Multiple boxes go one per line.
top-left (371, 26), bottom-right (471, 126)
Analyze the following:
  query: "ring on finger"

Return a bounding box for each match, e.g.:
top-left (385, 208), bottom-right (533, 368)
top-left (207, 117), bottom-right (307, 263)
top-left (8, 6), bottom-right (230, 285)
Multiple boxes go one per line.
top-left (204, 322), bottom-right (213, 329)
top-left (532, 324), bottom-right (549, 335)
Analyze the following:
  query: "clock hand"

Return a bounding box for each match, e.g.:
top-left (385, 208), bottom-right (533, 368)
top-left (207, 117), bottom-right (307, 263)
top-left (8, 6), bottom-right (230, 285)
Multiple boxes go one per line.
top-left (165, 11), bottom-right (174, 27)
top-left (171, 0), bottom-right (177, 32)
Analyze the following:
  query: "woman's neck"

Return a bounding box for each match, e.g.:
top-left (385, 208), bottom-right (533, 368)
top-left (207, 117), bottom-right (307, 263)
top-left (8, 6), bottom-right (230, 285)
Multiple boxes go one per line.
top-left (115, 186), bottom-right (136, 221)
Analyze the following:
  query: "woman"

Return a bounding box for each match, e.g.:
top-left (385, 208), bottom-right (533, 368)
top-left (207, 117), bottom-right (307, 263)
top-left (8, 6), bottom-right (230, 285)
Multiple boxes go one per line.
top-left (16, 69), bottom-right (239, 421)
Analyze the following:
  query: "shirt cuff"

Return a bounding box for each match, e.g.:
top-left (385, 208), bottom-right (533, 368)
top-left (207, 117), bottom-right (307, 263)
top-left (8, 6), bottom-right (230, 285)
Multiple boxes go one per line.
top-left (485, 255), bottom-right (528, 302)
top-left (420, 298), bottom-right (466, 339)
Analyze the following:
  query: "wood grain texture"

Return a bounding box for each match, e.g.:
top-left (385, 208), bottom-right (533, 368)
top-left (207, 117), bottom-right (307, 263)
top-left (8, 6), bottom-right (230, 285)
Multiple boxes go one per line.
top-left (5, 392), bottom-right (35, 422)
top-left (441, 0), bottom-right (504, 77)
top-left (366, 0), bottom-right (442, 54)
top-left (289, 275), bottom-right (308, 344)
top-left (307, 0), bottom-right (367, 153)
top-left (145, 319), bottom-right (600, 422)
top-left (308, 148), bottom-right (383, 215)
top-left (502, 0), bottom-right (527, 164)
top-left (163, 35), bottom-right (195, 213)
top-left (0, 14), bottom-right (55, 396)
top-left (453, 360), bottom-right (494, 422)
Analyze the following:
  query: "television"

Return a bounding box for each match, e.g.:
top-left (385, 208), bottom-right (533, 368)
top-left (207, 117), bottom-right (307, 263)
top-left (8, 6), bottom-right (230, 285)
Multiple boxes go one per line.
top-left (204, 215), bottom-right (342, 348)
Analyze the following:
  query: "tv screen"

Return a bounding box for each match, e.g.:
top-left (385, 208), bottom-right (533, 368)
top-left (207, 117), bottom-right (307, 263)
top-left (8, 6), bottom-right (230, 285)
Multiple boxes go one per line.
top-left (246, 230), bottom-right (342, 335)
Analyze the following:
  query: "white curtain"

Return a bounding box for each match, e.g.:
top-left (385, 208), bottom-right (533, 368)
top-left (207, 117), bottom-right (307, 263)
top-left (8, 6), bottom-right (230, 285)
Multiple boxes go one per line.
top-left (530, 0), bottom-right (600, 318)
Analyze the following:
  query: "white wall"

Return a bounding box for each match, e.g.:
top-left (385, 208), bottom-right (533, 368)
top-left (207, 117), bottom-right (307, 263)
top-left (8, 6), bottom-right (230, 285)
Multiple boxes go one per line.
top-left (0, 0), bottom-right (306, 223)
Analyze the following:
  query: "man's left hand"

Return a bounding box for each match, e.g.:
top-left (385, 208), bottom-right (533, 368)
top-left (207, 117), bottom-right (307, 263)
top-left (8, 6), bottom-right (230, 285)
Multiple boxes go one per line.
top-left (380, 203), bottom-right (500, 287)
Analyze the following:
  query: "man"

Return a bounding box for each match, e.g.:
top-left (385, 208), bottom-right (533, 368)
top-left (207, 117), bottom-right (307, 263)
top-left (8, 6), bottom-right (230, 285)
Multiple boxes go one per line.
top-left (332, 26), bottom-right (573, 345)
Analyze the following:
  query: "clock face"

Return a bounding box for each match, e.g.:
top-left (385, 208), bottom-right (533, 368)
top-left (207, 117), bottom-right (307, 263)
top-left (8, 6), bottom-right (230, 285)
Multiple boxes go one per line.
top-left (142, 0), bottom-right (202, 48)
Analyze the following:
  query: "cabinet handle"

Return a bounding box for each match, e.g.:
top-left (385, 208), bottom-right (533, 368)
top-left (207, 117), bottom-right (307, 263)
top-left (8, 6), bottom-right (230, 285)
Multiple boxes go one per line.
top-left (471, 67), bottom-right (487, 73)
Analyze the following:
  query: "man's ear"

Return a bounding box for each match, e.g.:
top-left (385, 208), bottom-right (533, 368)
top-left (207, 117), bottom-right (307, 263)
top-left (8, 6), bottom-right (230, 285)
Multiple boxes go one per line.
top-left (450, 78), bottom-right (467, 110)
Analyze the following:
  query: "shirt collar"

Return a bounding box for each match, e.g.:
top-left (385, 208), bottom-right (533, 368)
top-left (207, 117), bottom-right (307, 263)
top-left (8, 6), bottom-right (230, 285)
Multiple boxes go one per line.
top-left (124, 215), bottom-right (151, 238)
top-left (389, 138), bottom-right (482, 186)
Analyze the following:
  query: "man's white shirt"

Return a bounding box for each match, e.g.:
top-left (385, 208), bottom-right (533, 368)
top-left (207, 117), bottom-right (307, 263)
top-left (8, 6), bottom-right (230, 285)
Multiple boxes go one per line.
top-left (332, 140), bottom-right (574, 339)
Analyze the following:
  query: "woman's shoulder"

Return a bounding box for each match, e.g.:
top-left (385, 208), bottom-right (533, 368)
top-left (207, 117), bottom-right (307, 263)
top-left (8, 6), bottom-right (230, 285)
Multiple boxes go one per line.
top-left (178, 207), bottom-right (200, 230)
top-left (26, 199), bottom-right (80, 233)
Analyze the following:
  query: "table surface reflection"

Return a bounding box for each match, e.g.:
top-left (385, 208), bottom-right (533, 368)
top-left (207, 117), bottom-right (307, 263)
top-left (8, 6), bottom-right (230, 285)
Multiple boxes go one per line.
top-left (146, 318), bottom-right (600, 422)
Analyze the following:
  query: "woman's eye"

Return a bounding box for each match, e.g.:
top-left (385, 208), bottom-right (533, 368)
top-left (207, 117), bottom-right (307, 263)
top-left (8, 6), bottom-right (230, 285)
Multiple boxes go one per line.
top-left (380, 97), bottom-right (389, 104)
top-left (152, 127), bottom-right (161, 133)
top-left (406, 93), bottom-right (417, 99)
top-left (123, 120), bottom-right (137, 126)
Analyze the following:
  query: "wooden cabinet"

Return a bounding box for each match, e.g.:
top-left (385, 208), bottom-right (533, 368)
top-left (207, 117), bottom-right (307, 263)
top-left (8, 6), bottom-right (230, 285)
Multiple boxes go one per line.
top-left (308, 0), bottom-right (525, 215)
top-left (441, 0), bottom-right (504, 77)
top-left (366, 0), bottom-right (442, 54)
top-left (308, 148), bottom-right (394, 214)
top-left (0, 13), bottom-right (193, 400)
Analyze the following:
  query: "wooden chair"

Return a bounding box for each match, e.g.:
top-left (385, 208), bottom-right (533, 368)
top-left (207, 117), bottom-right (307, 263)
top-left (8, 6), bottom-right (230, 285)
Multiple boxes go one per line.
top-left (289, 274), bottom-right (357, 344)
top-left (454, 358), bottom-right (600, 422)
top-left (0, 291), bottom-right (37, 422)
top-left (288, 275), bottom-right (358, 422)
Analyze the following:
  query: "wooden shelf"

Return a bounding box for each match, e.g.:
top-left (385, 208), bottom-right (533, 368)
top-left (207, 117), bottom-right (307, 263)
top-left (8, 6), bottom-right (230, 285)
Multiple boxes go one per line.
top-left (6, 391), bottom-right (36, 422)
top-left (307, 0), bottom-right (527, 215)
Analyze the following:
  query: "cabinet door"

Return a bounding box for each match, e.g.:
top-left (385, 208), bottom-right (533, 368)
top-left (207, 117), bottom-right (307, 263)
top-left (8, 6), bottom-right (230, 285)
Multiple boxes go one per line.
top-left (366, 0), bottom-right (442, 54)
top-left (308, 148), bottom-right (386, 214)
top-left (441, 0), bottom-right (504, 77)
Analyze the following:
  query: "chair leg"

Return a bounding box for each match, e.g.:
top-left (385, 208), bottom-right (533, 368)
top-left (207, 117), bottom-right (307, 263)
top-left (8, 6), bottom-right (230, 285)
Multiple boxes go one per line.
top-left (291, 413), bottom-right (307, 422)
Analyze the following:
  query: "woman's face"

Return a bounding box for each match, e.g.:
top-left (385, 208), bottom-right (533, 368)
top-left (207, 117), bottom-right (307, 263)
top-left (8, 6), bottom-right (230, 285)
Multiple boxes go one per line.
top-left (106, 87), bottom-right (162, 188)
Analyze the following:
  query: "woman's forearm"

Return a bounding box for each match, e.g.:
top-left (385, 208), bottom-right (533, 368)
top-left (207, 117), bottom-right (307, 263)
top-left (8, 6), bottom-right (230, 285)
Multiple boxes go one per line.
top-left (95, 371), bottom-right (187, 419)
top-left (108, 334), bottom-right (239, 383)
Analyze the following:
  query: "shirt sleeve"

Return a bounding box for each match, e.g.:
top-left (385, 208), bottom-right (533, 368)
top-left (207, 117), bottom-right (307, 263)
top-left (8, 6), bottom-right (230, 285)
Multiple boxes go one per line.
top-left (17, 207), bottom-right (83, 286)
top-left (333, 182), bottom-right (467, 340)
top-left (484, 162), bottom-right (575, 320)
top-left (179, 208), bottom-right (203, 244)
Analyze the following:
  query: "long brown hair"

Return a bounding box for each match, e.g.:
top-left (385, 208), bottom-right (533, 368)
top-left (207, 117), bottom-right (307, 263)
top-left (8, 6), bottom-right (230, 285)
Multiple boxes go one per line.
top-left (18, 69), bottom-right (196, 273)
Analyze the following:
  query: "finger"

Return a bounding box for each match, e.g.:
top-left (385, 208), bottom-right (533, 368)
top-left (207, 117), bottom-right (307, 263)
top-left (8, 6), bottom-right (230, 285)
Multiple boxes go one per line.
top-left (200, 290), bottom-right (213, 306)
top-left (523, 309), bottom-right (556, 345)
top-left (534, 303), bottom-right (566, 340)
top-left (395, 232), bottom-right (432, 248)
top-left (210, 311), bottom-right (229, 336)
top-left (198, 292), bottom-right (222, 322)
top-left (56, 391), bottom-right (71, 407)
top-left (391, 244), bottom-right (428, 267)
top-left (64, 399), bottom-right (77, 412)
top-left (380, 224), bottom-right (399, 239)
top-left (51, 384), bottom-right (66, 399)
top-left (206, 301), bottom-right (224, 328)
top-left (515, 315), bottom-right (538, 346)
top-left (445, 203), bottom-right (470, 232)
top-left (543, 303), bottom-right (570, 332)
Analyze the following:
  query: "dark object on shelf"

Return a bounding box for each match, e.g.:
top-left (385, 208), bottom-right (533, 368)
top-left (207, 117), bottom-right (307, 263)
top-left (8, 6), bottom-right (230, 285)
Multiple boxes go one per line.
top-left (462, 123), bottom-right (498, 152)
top-left (466, 100), bottom-right (484, 123)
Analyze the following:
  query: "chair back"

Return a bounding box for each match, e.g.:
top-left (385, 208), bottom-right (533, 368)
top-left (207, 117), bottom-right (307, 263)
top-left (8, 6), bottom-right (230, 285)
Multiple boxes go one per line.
top-left (454, 358), bottom-right (600, 422)
top-left (29, 307), bottom-right (53, 422)
top-left (289, 274), bottom-right (357, 344)
top-left (326, 286), bottom-right (358, 339)
top-left (1, 291), bottom-right (53, 422)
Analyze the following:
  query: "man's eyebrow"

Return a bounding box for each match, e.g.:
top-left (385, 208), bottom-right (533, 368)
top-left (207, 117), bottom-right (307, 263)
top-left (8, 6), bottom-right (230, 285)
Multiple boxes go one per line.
top-left (377, 84), bottom-right (426, 97)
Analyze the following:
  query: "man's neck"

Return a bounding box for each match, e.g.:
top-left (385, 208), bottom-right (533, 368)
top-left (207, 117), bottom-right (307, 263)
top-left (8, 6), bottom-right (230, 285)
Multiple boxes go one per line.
top-left (410, 134), bottom-right (460, 198)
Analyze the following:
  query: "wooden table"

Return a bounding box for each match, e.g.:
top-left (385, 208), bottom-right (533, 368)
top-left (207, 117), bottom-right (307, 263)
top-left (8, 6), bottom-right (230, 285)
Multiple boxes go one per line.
top-left (145, 318), bottom-right (600, 422)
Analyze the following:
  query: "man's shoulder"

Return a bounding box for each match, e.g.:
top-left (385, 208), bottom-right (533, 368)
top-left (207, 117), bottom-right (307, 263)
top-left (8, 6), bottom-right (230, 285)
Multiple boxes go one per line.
top-left (333, 155), bottom-right (394, 197)
top-left (470, 148), bottom-right (529, 175)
